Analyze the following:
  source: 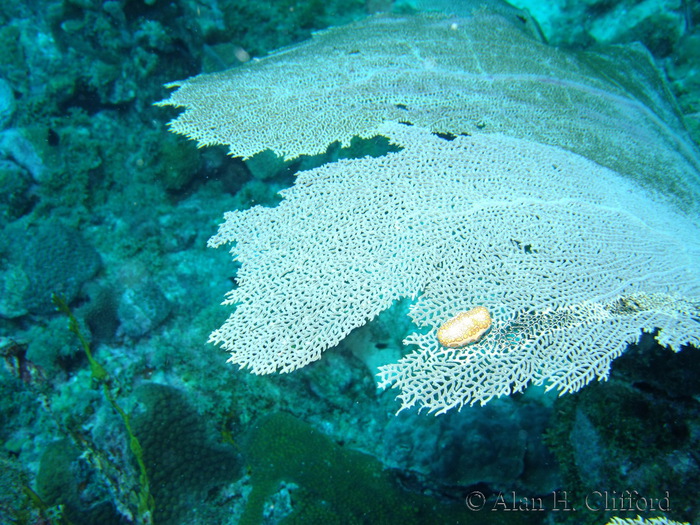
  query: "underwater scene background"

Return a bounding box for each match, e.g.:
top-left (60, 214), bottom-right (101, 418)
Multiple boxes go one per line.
top-left (1, 0), bottom-right (700, 524)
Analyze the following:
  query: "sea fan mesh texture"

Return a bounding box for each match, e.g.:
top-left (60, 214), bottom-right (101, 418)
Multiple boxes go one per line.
top-left (157, 13), bottom-right (700, 211)
top-left (209, 123), bottom-right (700, 413)
top-left (161, 10), bottom-right (700, 413)
top-left (607, 516), bottom-right (690, 525)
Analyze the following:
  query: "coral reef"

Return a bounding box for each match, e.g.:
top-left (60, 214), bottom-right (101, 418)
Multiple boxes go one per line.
top-left (0, 1), bottom-right (698, 524)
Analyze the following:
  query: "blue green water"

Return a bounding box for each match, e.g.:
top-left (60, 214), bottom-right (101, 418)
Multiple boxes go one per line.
top-left (0, 1), bottom-right (698, 524)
